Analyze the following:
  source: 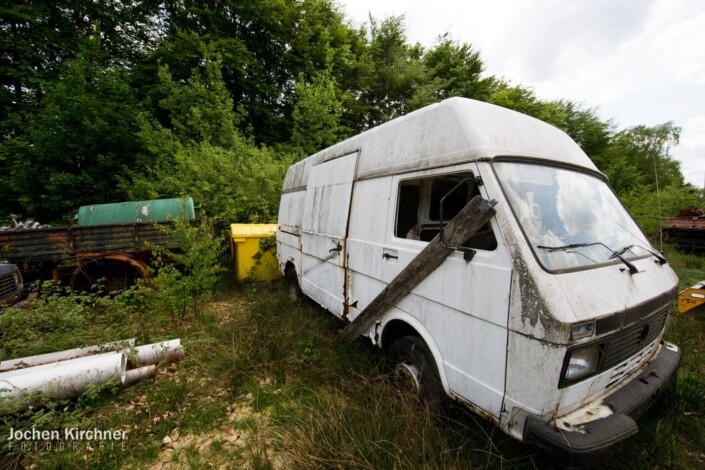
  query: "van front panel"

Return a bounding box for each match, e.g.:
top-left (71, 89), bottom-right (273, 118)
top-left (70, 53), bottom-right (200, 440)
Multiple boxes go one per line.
top-left (486, 159), bottom-right (679, 438)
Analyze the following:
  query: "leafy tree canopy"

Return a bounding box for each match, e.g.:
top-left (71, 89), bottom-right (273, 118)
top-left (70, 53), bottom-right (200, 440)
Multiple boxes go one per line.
top-left (0, 2), bottom-right (698, 226)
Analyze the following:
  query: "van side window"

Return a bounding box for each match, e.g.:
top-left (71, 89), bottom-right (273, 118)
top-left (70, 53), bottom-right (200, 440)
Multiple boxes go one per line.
top-left (429, 179), bottom-right (469, 221)
top-left (395, 172), bottom-right (497, 250)
top-left (396, 181), bottom-right (421, 239)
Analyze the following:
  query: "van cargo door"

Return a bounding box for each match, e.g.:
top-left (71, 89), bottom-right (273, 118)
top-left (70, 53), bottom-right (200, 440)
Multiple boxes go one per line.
top-left (301, 152), bottom-right (358, 318)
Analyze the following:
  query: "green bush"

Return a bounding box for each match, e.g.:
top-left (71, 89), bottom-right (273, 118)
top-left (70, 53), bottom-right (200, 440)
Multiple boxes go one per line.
top-left (0, 282), bottom-right (138, 361)
top-left (142, 218), bottom-right (226, 319)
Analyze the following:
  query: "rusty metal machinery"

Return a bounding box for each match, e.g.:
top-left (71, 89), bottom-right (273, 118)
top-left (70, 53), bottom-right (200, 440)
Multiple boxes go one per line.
top-left (662, 206), bottom-right (705, 253)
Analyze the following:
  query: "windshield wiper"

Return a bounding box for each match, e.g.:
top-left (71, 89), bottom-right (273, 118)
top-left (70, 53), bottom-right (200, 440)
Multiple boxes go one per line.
top-left (538, 242), bottom-right (639, 274)
top-left (611, 244), bottom-right (633, 257)
top-left (613, 244), bottom-right (667, 265)
top-left (537, 243), bottom-right (591, 252)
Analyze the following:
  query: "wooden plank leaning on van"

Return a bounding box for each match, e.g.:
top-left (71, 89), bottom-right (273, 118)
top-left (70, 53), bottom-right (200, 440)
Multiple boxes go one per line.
top-left (343, 195), bottom-right (497, 342)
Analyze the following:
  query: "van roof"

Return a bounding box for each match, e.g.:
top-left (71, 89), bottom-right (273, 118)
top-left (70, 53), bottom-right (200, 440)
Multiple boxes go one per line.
top-left (283, 97), bottom-right (599, 191)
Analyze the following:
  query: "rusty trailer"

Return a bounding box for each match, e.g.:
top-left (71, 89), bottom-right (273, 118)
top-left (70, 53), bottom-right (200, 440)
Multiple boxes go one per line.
top-left (0, 222), bottom-right (179, 290)
top-left (662, 205), bottom-right (705, 253)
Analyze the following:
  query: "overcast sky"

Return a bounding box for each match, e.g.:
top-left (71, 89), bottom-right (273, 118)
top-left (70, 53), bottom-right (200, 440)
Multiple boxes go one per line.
top-left (340, 0), bottom-right (704, 188)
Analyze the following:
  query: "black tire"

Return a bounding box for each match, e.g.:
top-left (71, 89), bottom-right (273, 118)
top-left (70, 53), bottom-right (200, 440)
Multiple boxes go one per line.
top-left (286, 266), bottom-right (302, 303)
top-left (71, 260), bottom-right (137, 293)
top-left (385, 335), bottom-right (448, 415)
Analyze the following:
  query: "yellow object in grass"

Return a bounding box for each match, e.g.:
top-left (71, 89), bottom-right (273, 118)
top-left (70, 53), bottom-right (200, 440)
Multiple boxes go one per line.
top-left (230, 224), bottom-right (281, 281)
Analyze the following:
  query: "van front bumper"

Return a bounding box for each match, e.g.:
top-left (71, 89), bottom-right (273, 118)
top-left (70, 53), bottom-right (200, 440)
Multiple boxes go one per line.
top-left (523, 341), bottom-right (680, 466)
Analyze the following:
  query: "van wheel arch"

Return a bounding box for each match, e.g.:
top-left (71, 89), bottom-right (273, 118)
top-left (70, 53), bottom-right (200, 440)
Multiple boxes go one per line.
top-left (284, 262), bottom-right (302, 302)
top-left (381, 320), bottom-right (419, 350)
top-left (385, 335), bottom-right (449, 415)
top-left (381, 319), bottom-right (449, 395)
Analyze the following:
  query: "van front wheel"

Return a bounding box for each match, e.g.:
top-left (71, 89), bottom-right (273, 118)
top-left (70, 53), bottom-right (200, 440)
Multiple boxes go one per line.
top-left (385, 336), bottom-right (447, 415)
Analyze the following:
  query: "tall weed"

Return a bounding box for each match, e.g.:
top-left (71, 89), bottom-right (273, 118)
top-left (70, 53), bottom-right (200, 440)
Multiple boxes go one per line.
top-left (0, 282), bottom-right (139, 360)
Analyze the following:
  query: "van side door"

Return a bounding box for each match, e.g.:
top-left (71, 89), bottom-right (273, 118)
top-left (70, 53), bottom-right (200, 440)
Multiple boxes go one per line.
top-left (382, 164), bottom-right (512, 419)
top-left (300, 152), bottom-right (358, 318)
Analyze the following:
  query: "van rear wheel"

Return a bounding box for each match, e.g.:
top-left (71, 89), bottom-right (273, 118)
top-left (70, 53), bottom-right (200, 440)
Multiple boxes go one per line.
top-left (286, 267), bottom-right (302, 303)
top-left (385, 336), bottom-right (447, 415)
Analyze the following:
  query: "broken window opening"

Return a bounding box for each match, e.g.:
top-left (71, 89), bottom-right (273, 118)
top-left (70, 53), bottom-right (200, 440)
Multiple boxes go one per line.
top-left (395, 172), bottom-right (497, 251)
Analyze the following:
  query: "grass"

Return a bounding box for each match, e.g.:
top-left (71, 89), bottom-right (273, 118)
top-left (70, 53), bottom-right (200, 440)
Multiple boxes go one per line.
top-left (0, 247), bottom-right (704, 469)
top-left (663, 244), bottom-right (705, 289)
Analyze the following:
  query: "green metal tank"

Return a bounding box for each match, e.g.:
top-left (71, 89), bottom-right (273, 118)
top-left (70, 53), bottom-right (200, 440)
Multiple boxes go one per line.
top-left (77, 198), bottom-right (195, 226)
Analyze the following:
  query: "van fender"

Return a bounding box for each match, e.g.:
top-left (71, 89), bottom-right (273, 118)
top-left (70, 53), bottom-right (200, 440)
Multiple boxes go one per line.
top-left (282, 258), bottom-right (300, 282)
top-left (280, 256), bottom-right (294, 275)
top-left (376, 310), bottom-right (450, 395)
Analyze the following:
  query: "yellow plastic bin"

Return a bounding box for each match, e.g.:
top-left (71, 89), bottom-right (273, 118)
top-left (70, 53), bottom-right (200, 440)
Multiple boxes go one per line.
top-left (230, 224), bottom-right (281, 281)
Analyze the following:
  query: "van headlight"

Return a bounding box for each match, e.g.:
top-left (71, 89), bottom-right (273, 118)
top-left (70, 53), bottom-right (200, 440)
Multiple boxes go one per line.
top-left (571, 320), bottom-right (595, 340)
top-left (563, 345), bottom-right (601, 384)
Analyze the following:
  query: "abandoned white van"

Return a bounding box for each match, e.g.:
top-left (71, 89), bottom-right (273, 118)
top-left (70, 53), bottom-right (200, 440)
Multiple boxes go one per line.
top-left (276, 97), bottom-right (680, 464)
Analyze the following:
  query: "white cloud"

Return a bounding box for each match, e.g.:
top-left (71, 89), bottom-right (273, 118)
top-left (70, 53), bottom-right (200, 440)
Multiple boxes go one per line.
top-left (340, 0), bottom-right (705, 187)
top-left (681, 116), bottom-right (705, 148)
top-left (653, 12), bottom-right (705, 86)
top-left (678, 116), bottom-right (705, 187)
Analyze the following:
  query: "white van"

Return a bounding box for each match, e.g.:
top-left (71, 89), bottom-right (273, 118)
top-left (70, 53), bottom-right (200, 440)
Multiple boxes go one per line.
top-left (276, 97), bottom-right (680, 464)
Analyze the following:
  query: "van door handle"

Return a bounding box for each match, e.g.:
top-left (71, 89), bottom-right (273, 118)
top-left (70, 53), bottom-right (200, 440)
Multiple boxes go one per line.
top-left (329, 244), bottom-right (342, 253)
top-left (383, 250), bottom-right (398, 260)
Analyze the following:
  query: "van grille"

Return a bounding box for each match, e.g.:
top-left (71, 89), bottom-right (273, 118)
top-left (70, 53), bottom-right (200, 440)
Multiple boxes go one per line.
top-left (0, 271), bottom-right (21, 304)
top-left (601, 307), bottom-right (669, 372)
top-left (560, 305), bottom-right (671, 389)
top-left (607, 339), bottom-right (659, 388)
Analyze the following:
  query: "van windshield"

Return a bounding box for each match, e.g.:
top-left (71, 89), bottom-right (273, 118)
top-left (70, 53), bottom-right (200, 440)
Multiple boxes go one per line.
top-left (494, 162), bottom-right (652, 272)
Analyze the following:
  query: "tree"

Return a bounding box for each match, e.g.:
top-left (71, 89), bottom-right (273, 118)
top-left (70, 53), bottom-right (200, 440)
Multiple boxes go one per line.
top-left (0, 37), bottom-right (142, 222)
top-left (544, 100), bottom-right (612, 159)
top-left (489, 83), bottom-right (613, 160)
top-left (150, 0), bottom-right (359, 145)
top-left (621, 184), bottom-right (703, 238)
top-left (0, 0), bottom-right (694, 231)
top-left (598, 122), bottom-right (682, 193)
top-left (418, 35), bottom-right (494, 103)
top-left (603, 158), bottom-right (645, 195)
top-left (128, 59), bottom-right (289, 223)
top-left (290, 72), bottom-right (345, 156)
top-left (0, 0), bottom-right (161, 134)
top-left (349, 16), bottom-right (428, 129)
top-left (488, 82), bottom-right (547, 117)
top-left (144, 60), bottom-right (240, 150)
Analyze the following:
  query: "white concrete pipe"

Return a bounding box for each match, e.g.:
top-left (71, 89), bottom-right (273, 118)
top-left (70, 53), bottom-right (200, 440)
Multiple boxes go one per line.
top-left (129, 339), bottom-right (184, 367)
top-left (0, 339), bottom-right (135, 372)
top-left (124, 365), bottom-right (157, 385)
top-left (0, 339), bottom-right (182, 412)
top-left (0, 351), bottom-right (127, 406)
top-left (0, 352), bottom-right (119, 380)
